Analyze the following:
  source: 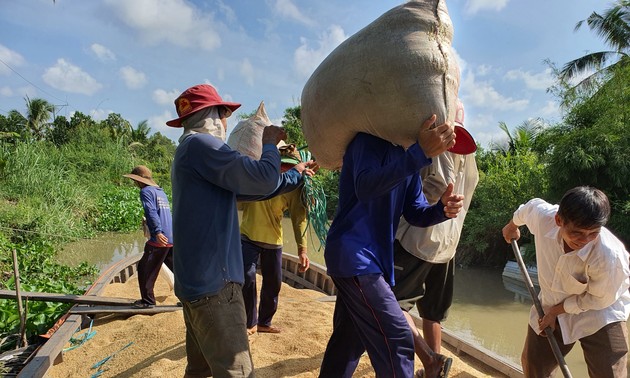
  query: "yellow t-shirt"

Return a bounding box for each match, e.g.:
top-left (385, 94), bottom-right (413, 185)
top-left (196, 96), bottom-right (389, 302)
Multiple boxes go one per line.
top-left (240, 188), bottom-right (308, 249)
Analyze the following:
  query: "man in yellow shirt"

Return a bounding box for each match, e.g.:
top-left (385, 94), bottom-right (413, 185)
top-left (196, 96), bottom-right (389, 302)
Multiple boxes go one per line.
top-left (240, 143), bottom-right (313, 334)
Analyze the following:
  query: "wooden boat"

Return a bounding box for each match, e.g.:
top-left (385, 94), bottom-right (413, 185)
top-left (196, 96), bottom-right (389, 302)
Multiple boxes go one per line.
top-left (501, 260), bottom-right (540, 303)
top-left (18, 253), bottom-right (524, 378)
top-left (17, 254), bottom-right (146, 378)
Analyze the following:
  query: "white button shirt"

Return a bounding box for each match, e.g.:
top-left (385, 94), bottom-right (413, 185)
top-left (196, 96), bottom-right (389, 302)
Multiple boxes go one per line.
top-left (396, 150), bottom-right (479, 263)
top-left (513, 198), bottom-right (630, 344)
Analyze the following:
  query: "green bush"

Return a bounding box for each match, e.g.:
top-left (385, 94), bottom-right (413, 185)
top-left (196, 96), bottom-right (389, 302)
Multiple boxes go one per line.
top-left (458, 149), bottom-right (548, 267)
top-left (92, 185), bottom-right (144, 232)
top-left (0, 236), bottom-right (97, 352)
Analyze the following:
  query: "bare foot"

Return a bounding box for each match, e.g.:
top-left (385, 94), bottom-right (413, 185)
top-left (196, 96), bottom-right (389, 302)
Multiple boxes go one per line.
top-left (247, 326), bottom-right (257, 336)
top-left (257, 325), bottom-right (281, 333)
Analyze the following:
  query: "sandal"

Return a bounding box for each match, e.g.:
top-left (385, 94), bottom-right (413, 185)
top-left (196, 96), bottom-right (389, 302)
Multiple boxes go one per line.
top-left (247, 326), bottom-right (257, 336)
top-left (132, 299), bottom-right (154, 309)
top-left (437, 354), bottom-right (452, 378)
top-left (415, 354), bottom-right (452, 378)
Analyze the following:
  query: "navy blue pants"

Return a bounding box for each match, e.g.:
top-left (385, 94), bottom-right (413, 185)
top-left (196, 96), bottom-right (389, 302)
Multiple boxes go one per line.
top-left (319, 274), bottom-right (415, 378)
top-left (137, 243), bottom-right (173, 306)
top-left (241, 240), bottom-right (283, 328)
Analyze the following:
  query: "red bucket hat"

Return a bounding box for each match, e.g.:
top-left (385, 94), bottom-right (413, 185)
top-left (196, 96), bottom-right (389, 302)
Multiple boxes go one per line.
top-left (166, 84), bottom-right (241, 127)
top-left (448, 99), bottom-right (477, 155)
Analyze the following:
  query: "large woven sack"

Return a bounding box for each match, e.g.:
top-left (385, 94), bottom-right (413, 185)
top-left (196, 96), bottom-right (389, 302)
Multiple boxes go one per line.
top-left (227, 101), bottom-right (270, 159)
top-left (301, 0), bottom-right (460, 170)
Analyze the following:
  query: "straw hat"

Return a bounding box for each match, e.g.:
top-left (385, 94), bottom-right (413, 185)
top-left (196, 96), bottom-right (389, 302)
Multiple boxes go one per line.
top-left (123, 165), bottom-right (158, 187)
top-left (277, 141), bottom-right (301, 165)
top-left (166, 84), bottom-right (241, 127)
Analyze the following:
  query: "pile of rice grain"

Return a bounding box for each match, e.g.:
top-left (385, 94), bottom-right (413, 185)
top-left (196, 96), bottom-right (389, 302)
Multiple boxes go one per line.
top-left (47, 272), bottom-right (501, 377)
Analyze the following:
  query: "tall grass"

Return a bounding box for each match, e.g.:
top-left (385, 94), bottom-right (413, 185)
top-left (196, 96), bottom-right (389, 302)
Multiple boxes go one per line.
top-left (1, 143), bottom-right (92, 239)
top-left (0, 135), bottom-right (137, 240)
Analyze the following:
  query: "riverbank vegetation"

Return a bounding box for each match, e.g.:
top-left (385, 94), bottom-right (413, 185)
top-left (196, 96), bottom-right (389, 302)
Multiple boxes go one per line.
top-left (0, 0), bottom-right (628, 358)
top-left (0, 109), bottom-right (176, 353)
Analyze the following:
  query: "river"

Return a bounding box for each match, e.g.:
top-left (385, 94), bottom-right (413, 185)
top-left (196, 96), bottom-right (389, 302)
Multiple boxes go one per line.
top-left (59, 224), bottom-right (628, 378)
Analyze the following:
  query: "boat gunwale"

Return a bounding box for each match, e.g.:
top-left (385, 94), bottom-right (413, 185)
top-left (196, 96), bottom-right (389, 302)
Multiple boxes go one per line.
top-left (20, 253), bottom-right (524, 378)
top-left (17, 254), bottom-right (142, 378)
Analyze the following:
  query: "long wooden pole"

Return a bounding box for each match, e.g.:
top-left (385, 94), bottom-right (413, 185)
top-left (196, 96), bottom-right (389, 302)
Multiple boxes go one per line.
top-left (510, 240), bottom-right (572, 378)
top-left (12, 249), bottom-right (28, 348)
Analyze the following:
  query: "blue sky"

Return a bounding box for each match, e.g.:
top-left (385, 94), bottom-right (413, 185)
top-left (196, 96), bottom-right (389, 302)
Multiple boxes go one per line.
top-left (0, 0), bottom-right (609, 148)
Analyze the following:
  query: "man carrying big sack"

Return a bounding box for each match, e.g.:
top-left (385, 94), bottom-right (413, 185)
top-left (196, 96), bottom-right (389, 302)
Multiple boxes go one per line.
top-left (168, 84), bottom-right (316, 378)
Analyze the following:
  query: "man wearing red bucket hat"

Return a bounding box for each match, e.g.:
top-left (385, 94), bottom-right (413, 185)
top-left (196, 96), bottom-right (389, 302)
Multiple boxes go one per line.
top-left (168, 84), bottom-right (314, 377)
top-left (392, 99), bottom-right (478, 378)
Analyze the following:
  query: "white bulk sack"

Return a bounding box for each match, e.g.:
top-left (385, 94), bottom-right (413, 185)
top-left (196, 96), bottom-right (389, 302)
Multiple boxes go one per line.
top-left (301, 0), bottom-right (460, 170)
top-left (227, 101), bottom-right (271, 159)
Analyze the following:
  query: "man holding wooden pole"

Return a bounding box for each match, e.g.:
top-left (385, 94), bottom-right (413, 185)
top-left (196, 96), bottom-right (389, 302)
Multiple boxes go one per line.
top-left (502, 186), bottom-right (630, 378)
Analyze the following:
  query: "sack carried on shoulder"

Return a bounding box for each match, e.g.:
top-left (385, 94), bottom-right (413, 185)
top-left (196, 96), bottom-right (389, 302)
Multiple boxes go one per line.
top-left (227, 101), bottom-right (271, 159)
top-left (301, 0), bottom-right (460, 170)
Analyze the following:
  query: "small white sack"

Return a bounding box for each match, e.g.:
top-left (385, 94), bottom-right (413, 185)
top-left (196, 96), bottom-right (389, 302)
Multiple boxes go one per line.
top-left (227, 101), bottom-right (271, 159)
top-left (301, 0), bottom-right (460, 169)
top-left (160, 263), bottom-right (174, 291)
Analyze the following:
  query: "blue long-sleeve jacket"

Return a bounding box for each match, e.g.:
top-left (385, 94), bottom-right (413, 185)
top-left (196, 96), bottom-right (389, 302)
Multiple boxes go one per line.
top-left (324, 132), bottom-right (447, 286)
top-left (171, 133), bottom-right (302, 301)
top-left (140, 186), bottom-right (173, 247)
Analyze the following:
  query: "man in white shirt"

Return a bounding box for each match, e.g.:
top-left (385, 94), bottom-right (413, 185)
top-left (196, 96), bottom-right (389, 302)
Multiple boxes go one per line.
top-left (392, 99), bottom-right (478, 378)
top-left (502, 186), bottom-right (630, 378)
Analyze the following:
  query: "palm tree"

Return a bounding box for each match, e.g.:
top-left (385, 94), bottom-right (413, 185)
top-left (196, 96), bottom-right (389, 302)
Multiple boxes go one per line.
top-left (25, 96), bottom-right (55, 140)
top-left (3, 110), bottom-right (27, 137)
top-left (102, 113), bottom-right (132, 141)
top-left (560, 0), bottom-right (629, 94)
top-left (130, 120), bottom-right (151, 144)
top-left (492, 119), bottom-right (543, 155)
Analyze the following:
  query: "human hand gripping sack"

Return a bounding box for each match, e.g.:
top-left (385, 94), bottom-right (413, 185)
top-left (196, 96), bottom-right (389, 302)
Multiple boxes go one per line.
top-left (440, 183), bottom-right (464, 218)
top-left (261, 125), bottom-right (287, 145)
top-left (417, 114), bottom-right (455, 158)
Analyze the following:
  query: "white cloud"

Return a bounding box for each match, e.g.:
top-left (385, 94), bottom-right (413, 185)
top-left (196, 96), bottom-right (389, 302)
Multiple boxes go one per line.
top-left (294, 25), bottom-right (348, 78)
top-left (152, 88), bottom-right (180, 105)
top-left (91, 43), bottom-right (116, 62)
top-left (0, 44), bottom-right (25, 75)
top-left (149, 109), bottom-right (182, 142)
top-left (460, 70), bottom-right (528, 111)
top-left (540, 100), bottom-right (560, 118)
top-left (476, 64), bottom-right (493, 76)
top-left (104, 0), bottom-right (221, 51)
top-left (119, 66), bottom-right (147, 89)
top-left (273, 0), bottom-right (315, 26)
top-left (240, 58), bottom-right (255, 87)
top-left (42, 59), bottom-right (103, 95)
top-left (203, 81), bottom-right (236, 103)
top-left (216, 0), bottom-right (237, 24)
top-left (468, 112), bottom-right (506, 147)
top-left (0, 86), bottom-right (13, 97)
top-left (465, 0), bottom-right (509, 14)
top-left (89, 108), bottom-right (112, 121)
top-left (504, 68), bottom-right (554, 91)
